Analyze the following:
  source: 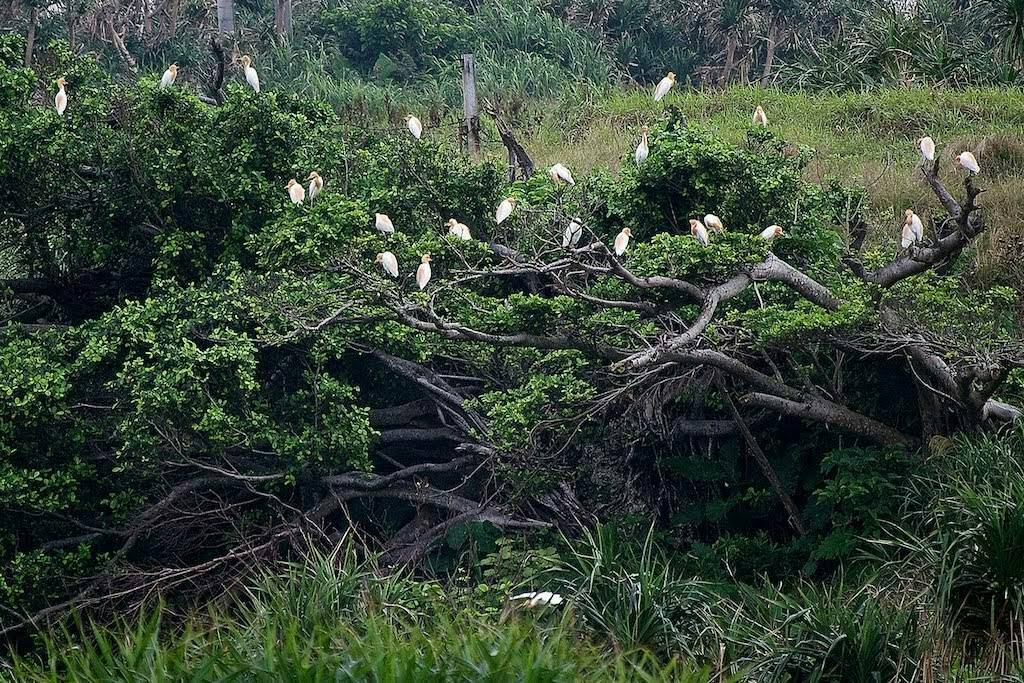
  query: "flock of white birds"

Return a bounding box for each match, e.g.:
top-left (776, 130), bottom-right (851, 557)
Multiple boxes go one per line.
top-left (50, 63), bottom-right (983, 294)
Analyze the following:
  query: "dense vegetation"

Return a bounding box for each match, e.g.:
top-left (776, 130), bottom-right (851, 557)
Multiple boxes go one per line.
top-left (2, 0), bottom-right (1024, 676)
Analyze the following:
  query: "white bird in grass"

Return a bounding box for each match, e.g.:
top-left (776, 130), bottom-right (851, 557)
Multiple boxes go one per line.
top-left (956, 151), bottom-right (980, 175)
top-left (306, 171), bottom-right (324, 203)
top-left (405, 114), bottom-right (423, 140)
top-left (918, 136), bottom-right (936, 163)
top-left (510, 591), bottom-right (564, 608)
top-left (635, 126), bottom-right (650, 167)
top-left (690, 219), bottom-right (709, 247)
top-left (563, 219), bottom-right (583, 248)
top-left (613, 227), bottom-right (632, 256)
top-left (375, 212), bottom-right (395, 235)
top-left (285, 179), bottom-right (305, 204)
top-left (415, 254), bottom-right (432, 290)
top-left (495, 197), bottom-right (516, 224)
top-left (759, 225), bottom-right (784, 241)
top-left (752, 105), bottom-right (768, 127)
top-left (159, 64), bottom-right (179, 89)
top-left (653, 72), bottom-right (676, 102)
top-left (901, 210), bottom-right (924, 249)
top-left (54, 78), bottom-right (67, 116)
top-left (240, 55), bottom-right (260, 93)
top-left (446, 218), bottom-right (472, 240)
top-left (376, 251), bottom-right (399, 278)
top-left (704, 214), bottom-right (724, 234)
top-left (548, 163), bottom-right (575, 186)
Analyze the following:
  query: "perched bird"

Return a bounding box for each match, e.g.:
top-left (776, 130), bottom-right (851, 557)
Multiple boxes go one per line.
top-left (159, 64), bottom-right (179, 89)
top-left (405, 115), bottom-right (423, 140)
top-left (563, 219), bottom-right (583, 248)
top-left (918, 136), bottom-right (936, 163)
top-left (285, 179), bottom-right (305, 204)
top-left (375, 212), bottom-right (395, 235)
top-left (54, 78), bottom-right (68, 116)
top-left (704, 214), bottom-right (725, 234)
top-left (956, 151), bottom-right (980, 175)
top-left (446, 218), bottom-right (472, 240)
top-left (495, 197), bottom-right (516, 224)
top-left (416, 254), bottom-right (432, 290)
top-left (548, 163), bottom-right (575, 186)
top-left (240, 55), bottom-right (260, 93)
top-left (653, 72), bottom-right (676, 102)
top-left (510, 591), bottom-right (564, 608)
top-left (635, 126), bottom-right (650, 167)
top-left (613, 227), bottom-right (632, 256)
top-left (306, 171), bottom-right (324, 203)
top-left (690, 219), bottom-right (710, 247)
top-left (759, 225), bottom-right (784, 241)
top-left (901, 210), bottom-right (924, 249)
top-left (376, 251), bottom-right (399, 278)
top-left (752, 105), bottom-right (768, 127)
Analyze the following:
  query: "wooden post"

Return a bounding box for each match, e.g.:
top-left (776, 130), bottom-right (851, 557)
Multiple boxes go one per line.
top-left (216, 0), bottom-right (234, 34)
top-left (461, 54), bottom-right (480, 157)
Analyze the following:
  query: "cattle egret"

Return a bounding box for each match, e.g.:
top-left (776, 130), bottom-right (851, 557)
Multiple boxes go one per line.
top-left (613, 228), bottom-right (632, 256)
top-left (306, 171), bottom-right (323, 203)
top-left (240, 55), bottom-right (260, 93)
top-left (956, 151), bottom-right (980, 175)
top-left (376, 251), bottom-right (399, 278)
top-left (495, 197), bottom-right (516, 224)
top-left (159, 64), bottom-right (179, 89)
top-left (285, 179), bottom-right (305, 204)
top-left (759, 225), bottom-right (784, 241)
top-left (653, 72), bottom-right (676, 102)
top-left (375, 212), bottom-right (395, 235)
top-left (752, 105), bottom-right (768, 127)
top-left (548, 163), bottom-right (575, 186)
top-left (416, 254), bottom-right (432, 290)
top-left (510, 591), bottom-right (564, 607)
top-left (635, 126), bottom-right (649, 167)
top-left (54, 78), bottom-right (67, 116)
top-left (563, 219), bottom-right (583, 248)
top-left (901, 209), bottom-right (924, 249)
top-left (704, 214), bottom-right (724, 234)
top-left (690, 219), bottom-right (710, 246)
top-left (918, 136), bottom-right (936, 163)
top-left (446, 218), bottom-right (472, 240)
top-left (405, 115), bottom-right (423, 140)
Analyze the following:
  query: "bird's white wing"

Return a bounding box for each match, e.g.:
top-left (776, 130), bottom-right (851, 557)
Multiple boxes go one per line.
top-left (509, 592), bottom-right (537, 601)
top-left (382, 253), bottom-right (399, 277)
top-left (653, 78), bottom-right (671, 101)
top-left (245, 67), bottom-right (260, 93)
top-left (416, 263), bottom-right (431, 289)
top-left (55, 92), bottom-right (67, 116)
top-left (495, 201), bottom-right (513, 224)
top-left (563, 221), bottom-right (582, 248)
top-left (614, 232), bottom-right (629, 255)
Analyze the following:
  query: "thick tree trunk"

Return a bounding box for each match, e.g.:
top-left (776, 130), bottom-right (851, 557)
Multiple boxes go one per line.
top-left (216, 0), bottom-right (233, 34)
top-left (273, 0), bottom-right (291, 43)
top-left (721, 35), bottom-right (737, 85)
top-left (760, 22), bottom-right (779, 86)
top-left (23, 5), bottom-right (37, 66)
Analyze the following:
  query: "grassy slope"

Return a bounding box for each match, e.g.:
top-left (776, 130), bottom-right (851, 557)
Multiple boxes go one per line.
top-left (512, 86), bottom-right (1024, 281)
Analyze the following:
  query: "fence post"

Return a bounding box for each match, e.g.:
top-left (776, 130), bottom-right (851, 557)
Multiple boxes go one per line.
top-left (461, 54), bottom-right (481, 157)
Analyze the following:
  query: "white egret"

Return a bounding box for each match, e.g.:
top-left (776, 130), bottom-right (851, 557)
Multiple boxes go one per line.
top-left (690, 219), bottom-right (709, 246)
top-left (237, 55), bottom-right (258, 93)
top-left (495, 197), bottom-right (516, 224)
top-left (563, 219), bottom-right (583, 248)
top-left (285, 179), bottom-right (305, 204)
top-left (956, 151), bottom-right (980, 175)
top-left (613, 227), bottom-right (632, 256)
top-left (446, 218), bottom-right (471, 240)
top-left (759, 225), bottom-right (784, 241)
top-left (653, 72), bottom-right (676, 102)
top-left (901, 210), bottom-right (924, 249)
top-left (918, 136), bottom-right (935, 163)
top-left (375, 212), bottom-right (395, 235)
top-left (510, 591), bottom-right (564, 607)
top-left (405, 115), bottom-right (423, 140)
top-left (548, 163), bottom-right (575, 186)
top-left (752, 105), bottom-right (768, 127)
top-left (159, 64), bottom-right (179, 89)
top-left (416, 254), bottom-right (432, 290)
top-left (704, 214), bottom-right (724, 234)
top-left (306, 171), bottom-right (323, 204)
top-left (376, 251), bottom-right (399, 278)
top-left (635, 126), bottom-right (649, 167)
top-left (54, 78), bottom-right (67, 116)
